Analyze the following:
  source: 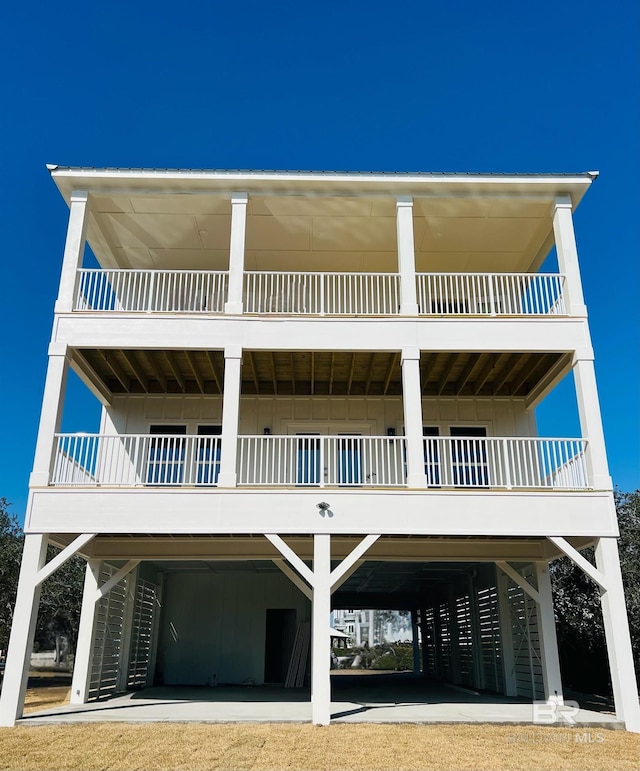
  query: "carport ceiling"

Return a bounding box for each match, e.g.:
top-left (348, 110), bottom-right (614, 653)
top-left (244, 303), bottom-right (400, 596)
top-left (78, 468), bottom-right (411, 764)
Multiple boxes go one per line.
top-left (74, 349), bottom-right (570, 400)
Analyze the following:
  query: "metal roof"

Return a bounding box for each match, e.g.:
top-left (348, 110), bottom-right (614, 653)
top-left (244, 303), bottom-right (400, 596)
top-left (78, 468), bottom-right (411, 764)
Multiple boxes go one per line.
top-left (47, 165), bottom-right (598, 179)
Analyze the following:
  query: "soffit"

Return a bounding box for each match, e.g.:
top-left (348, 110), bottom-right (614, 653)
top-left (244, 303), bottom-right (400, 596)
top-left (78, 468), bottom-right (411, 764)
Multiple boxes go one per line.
top-left (72, 348), bottom-right (569, 401)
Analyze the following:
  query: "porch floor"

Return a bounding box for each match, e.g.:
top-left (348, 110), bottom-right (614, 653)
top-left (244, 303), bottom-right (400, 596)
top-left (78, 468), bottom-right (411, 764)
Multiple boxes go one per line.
top-left (18, 673), bottom-right (623, 728)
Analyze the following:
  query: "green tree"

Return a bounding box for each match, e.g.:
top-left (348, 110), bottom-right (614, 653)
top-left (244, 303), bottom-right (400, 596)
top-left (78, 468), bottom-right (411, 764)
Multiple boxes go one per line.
top-left (0, 498), bottom-right (24, 653)
top-left (0, 498), bottom-right (85, 656)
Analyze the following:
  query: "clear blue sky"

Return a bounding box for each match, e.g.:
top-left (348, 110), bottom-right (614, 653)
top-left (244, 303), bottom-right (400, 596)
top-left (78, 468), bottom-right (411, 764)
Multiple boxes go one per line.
top-left (1, 1), bottom-right (638, 523)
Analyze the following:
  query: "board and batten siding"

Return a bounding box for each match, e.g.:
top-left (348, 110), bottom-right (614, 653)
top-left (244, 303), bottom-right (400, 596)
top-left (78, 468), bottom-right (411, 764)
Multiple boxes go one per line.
top-left (103, 395), bottom-right (535, 437)
top-left (156, 571), bottom-right (311, 686)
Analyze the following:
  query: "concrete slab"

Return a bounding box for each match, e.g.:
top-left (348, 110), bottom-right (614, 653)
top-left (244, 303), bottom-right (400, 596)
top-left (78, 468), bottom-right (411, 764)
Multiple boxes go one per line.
top-left (18, 674), bottom-right (624, 729)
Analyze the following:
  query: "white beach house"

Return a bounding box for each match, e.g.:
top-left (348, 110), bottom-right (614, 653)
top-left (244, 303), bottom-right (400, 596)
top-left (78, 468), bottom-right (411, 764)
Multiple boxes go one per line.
top-left (1, 167), bottom-right (638, 729)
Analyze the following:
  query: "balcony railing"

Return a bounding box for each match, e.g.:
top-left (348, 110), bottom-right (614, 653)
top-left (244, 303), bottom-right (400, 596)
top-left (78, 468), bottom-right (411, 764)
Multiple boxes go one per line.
top-left (237, 435), bottom-right (406, 486)
top-left (416, 273), bottom-right (566, 316)
top-left (53, 433), bottom-right (222, 486)
top-left (74, 270), bottom-right (228, 313)
top-left (243, 272), bottom-right (401, 315)
top-left (51, 434), bottom-right (589, 491)
top-left (73, 269), bottom-right (565, 318)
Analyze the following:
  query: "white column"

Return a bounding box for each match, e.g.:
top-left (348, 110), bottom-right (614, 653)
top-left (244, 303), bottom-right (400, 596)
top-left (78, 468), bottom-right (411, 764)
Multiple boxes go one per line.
top-left (401, 347), bottom-right (427, 488)
top-left (54, 190), bottom-right (89, 314)
top-left (396, 196), bottom-right (419, 315)
top-left (411, 609), bottom-right (421, 674)
top-left (535, 562), bottom-right (564, 705)
top-left (29, 342), bottom-right (71, 488)
top-left (496, 568), bottom-right (517, 697)
top-left (311, 533), bottom-right (331, 726)
top-left (552, 197), bottom-right (587, 317)
top-left (573, 355), bottom-right (613, 490)
top-left (217, 346), bottom-right (243, 488)
top-left (595, 537), bottom-right (640, 732)
top-left (225, 192), bottom-right (248, 314)
top-left (0, 534), bottom-right (49, 726)
top-left (70, 560), bottom-right (102, 704)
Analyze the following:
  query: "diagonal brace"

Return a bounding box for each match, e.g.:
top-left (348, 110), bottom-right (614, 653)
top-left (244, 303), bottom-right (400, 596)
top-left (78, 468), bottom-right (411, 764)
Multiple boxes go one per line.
top-left (95, 560), bottom-right (140, 600)
top-left (35, 534), bottom-right (95, 587)
top-left (496, 560), bottom-right (541, 604)
top-left (265, 533), bottom-right (315, 587)
top-left (330, 534), bottom-right (379, 592)
top-left (272, 559), bottom-right (312, 600)
top-left (548, 536), bottom-right (609, 592)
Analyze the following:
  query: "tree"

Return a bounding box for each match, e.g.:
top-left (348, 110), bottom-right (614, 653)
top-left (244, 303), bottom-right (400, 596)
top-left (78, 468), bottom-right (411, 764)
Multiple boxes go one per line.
top-left (0, 498), bottom-right (24, 653)
top-left (551, 489), bottom-right (640, 694)
top-left (0, 498), bottom-right (85, 656)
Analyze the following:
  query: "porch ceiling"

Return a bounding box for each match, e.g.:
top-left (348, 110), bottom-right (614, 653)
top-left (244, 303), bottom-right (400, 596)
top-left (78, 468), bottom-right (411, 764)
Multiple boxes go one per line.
top-left (51, 168), bottom-right (594, 275)
top-left (73, 348), bottom-right (570, 401)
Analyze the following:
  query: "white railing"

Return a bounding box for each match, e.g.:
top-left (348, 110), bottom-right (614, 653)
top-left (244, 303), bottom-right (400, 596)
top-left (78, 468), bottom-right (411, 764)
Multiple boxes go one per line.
top-left (416, 273), bottom-right (566, 316)
top-left (243, 272), bottom-right (401, 315)
top-left (422, 437), bottom-right (588, 489)
top-left (237, 435), bottom-right (406, 486)
top-left (74, 270), bottom-right (228, 313)
top-left (52, 434), bottom-right (222, 486)
top-left (51, 434), bottom-right (589, 491)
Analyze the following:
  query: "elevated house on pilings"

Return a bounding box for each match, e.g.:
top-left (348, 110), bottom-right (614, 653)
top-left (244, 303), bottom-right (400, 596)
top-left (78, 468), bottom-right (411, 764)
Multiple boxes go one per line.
top-left (1, 167), bottom-right (638, 729)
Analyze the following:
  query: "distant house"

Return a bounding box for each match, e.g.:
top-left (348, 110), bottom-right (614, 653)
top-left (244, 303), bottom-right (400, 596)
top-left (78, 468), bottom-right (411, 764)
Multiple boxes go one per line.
top-left (0, 168), bottom-right (638, 729)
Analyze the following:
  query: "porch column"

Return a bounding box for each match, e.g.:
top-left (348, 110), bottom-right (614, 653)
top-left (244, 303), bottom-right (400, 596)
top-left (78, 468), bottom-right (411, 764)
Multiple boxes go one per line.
top-left (0, 534), bottom-right (49, 726)
top-left (54, 190), bottom-right (89, 314)
top-left (70, 560), bottom-right (102, 704)
top-left (573, 354), bottom-right (613, 490)
top-left (496, 568), bottom-right (517, 697)
top-left (595, 537), bottom-right (640, 732)
top-left (411, 608), bottom-right (421, 675)
top-left (401, 348), bottom-right (427, 488)
top-left (217, 346), bottom-right (242, 487)
top-left (311, 534), bottom-right (331, 726)
top-left (396, 196), bottom-right (419, 315)
top-left (535, 562), bottom-right (563, 704)
top-left (552, 197), bottom-right (587, 317)
top-left (225, 192), bottom-right (248, 314)
top-left (29, 343), bottom-right (71, 489)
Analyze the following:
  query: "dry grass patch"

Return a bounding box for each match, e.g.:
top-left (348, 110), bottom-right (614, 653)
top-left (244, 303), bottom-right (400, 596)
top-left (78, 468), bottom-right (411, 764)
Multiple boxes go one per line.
top-left (0, 723), bottom-right (638, 771)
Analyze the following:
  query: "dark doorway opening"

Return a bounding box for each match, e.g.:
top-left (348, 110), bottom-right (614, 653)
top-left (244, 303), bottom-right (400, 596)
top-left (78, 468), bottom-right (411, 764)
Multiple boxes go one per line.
top-left (264, 609), bottom-right (297, 684)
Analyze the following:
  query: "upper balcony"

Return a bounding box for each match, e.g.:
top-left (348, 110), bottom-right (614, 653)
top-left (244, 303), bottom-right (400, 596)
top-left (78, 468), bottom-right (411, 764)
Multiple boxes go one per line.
top-left (74, 268), bottom-right (566, 319)
top-left (50, 168), bottom-right (594, 332)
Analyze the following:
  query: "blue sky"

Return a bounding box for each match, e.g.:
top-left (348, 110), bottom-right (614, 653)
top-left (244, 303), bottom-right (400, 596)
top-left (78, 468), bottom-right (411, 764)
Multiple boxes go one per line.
top-left (1, 1), bottom-right (638, 523)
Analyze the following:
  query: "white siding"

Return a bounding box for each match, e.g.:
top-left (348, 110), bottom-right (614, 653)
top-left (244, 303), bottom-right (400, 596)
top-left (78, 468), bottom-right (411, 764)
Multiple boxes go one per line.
top-left (157, 571), bottom-right (310, 686)
top-left (105, 395), bottom-right (535, 438)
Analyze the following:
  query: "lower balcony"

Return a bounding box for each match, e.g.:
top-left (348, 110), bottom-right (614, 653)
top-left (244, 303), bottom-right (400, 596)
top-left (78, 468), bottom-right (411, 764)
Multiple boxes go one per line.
top-left (51, 434), bottom-right (589, 491)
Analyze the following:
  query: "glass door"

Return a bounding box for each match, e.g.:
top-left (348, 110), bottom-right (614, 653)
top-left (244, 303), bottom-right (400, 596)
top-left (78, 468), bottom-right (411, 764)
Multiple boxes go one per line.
top-left (147, 425), bottom-right (187, 485)
top-left (423, 427), bottom-right (440, 487)
top-left (338, 433), bottom-right (363, 485)
top-left (449, 427), bottom-right (488, 487)
top-left (196, 425), bottom-right (222, 485)
top-left (297, 433), bottom-right (321, 485)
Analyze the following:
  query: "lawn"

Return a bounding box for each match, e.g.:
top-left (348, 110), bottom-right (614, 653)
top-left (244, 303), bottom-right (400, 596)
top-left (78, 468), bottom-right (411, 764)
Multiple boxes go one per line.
top-left (1, 680), bottom-right (637, 771)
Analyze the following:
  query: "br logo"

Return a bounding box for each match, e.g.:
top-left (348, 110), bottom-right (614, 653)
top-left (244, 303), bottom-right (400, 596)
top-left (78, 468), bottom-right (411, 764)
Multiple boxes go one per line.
top-left (532, 700), bottom-right (581, 724)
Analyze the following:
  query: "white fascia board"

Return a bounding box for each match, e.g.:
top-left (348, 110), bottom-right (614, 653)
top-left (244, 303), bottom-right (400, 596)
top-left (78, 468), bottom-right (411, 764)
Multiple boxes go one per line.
top-left (53, 315), bottom-right (589, 355)
top-left (27, 488), bottom-right (618, 538)
top-left (48, 167), bottom-right (595, 209)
